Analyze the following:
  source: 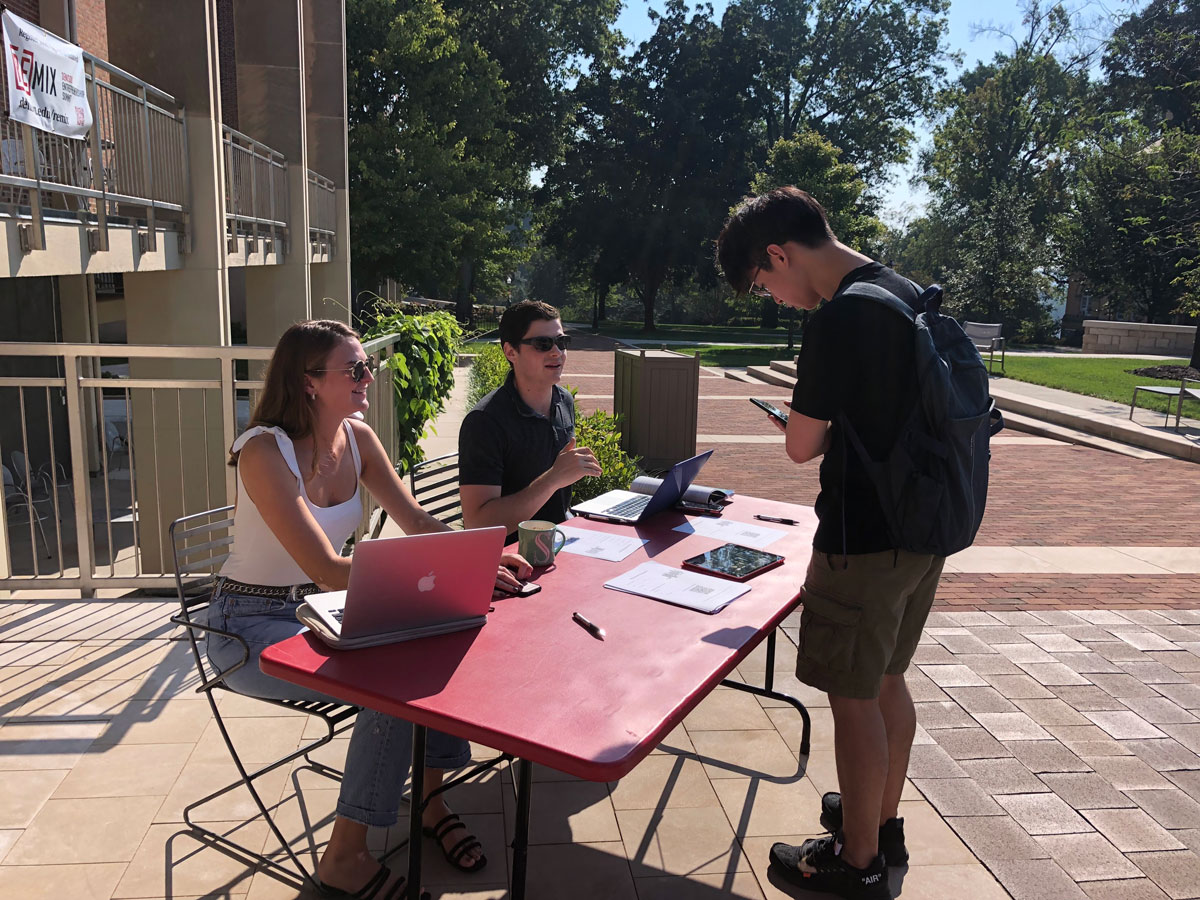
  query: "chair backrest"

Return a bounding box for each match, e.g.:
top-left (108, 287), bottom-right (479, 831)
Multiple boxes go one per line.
top-left (170, 505), bottom-right (235, 617)
top-left (408, 452), bottom-right (462, 526)
top-left (964, 322), bottom-right (1003, 343)
top-left (10, 451), bottom-right (28, 487)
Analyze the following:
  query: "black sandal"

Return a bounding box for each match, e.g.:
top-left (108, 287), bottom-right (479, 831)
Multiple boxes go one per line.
top-left (422, 811), bottom-right (487, 873)
top-left (318, 863), bottom-right (430, 900)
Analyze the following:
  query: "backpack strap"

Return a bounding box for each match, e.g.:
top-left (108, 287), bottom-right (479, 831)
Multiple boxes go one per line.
top-left (839, 281), bottom-right (945, 320)
top-left (838, 282), bottom-right (917, 322)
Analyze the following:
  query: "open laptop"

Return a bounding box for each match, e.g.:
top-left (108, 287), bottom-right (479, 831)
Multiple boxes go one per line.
top-left (298, 526), bottom-right (506, 649)
top-left (570, 450), bottom-right (714, 524)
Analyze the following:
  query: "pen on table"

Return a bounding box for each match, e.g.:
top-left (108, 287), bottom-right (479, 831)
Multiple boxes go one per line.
top-left (754, 514), bottom-right (798, 526)
top-left (572, 612), bottom-right (606, 641)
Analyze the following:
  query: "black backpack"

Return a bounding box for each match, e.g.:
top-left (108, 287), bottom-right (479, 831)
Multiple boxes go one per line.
top-left (836, 282), bottom-right (1004, 557)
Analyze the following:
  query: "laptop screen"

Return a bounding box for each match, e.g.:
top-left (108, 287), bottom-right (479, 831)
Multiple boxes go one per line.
top-left (641, 450), bottom-right (714, 518)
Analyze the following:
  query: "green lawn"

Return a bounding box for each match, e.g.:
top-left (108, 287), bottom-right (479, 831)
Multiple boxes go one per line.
top-left (674, 345), bottom-right (796, 367)
top-left (1001, 356), bottom-right (1200, 419)
top-left (584, 320), bottom-right (797, 345)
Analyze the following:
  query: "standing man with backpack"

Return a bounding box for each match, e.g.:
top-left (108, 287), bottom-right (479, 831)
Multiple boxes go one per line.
top-left (716, 187), bottom-right (999, 900)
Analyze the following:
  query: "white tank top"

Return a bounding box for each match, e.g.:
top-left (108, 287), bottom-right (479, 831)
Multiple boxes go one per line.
top-left (220, 421), bottom-right (363, 586)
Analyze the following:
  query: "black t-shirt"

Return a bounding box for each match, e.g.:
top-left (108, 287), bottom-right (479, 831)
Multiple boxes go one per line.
top-left (790, 262), bottom-right (921, 554)
top-left (458, 371), bottom-right (575, 538)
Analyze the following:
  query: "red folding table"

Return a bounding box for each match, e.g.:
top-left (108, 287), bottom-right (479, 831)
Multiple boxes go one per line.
top-left (260, 495), bottom-right (815, 899)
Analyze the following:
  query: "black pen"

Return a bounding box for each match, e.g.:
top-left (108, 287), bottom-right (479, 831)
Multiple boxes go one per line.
top-left (572, 612), bottom-right (606, 641)
top-left (754, 514), bottom-right (798, 526)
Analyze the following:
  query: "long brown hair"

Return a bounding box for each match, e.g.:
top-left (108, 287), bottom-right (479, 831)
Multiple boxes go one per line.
top-left (228, 319), bottom-right (360, 466)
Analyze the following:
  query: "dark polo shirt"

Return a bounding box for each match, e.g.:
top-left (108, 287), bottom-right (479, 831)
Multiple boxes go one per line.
top-left (458, 370), bottom-right (575, 535)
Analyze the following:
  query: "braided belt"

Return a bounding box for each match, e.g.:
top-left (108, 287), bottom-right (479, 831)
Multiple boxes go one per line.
top-left (218, 577), bottom-right (322, 599)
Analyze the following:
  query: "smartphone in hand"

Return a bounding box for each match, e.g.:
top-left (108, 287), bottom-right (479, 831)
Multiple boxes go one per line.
top-left (750, 397), bottom-right (789, 426)
top-left (497, 580), bottom-right (542, 597)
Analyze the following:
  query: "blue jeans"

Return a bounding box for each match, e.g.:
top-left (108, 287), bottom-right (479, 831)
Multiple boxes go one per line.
top-left (205, 581), bottom-right (471, 827)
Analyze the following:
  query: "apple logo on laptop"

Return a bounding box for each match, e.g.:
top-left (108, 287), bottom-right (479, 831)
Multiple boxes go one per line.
top-left (418, 571), bottom-right (436, 592)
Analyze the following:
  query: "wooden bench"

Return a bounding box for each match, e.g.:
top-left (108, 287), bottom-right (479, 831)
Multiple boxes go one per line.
top-left (964, 322), bottom-right (1005, 373)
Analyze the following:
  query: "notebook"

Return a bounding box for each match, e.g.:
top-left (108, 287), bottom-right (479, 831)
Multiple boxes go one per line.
top-left (571, 450), bottom-right (714, 524)
top-left (296, 526), bottom-right (505, 649)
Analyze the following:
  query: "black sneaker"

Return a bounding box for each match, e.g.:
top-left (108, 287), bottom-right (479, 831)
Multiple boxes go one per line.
top-left (819, 792), bottom-right (909, 866)
top-left (769, 833), bottom-right (891, 899)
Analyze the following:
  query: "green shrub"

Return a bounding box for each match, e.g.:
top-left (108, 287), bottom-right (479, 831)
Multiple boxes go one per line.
top-left (466, 342), bottom-right (510, 407)
top-left (571, 409), bottom-right (641, 502)
top-left (363, 308), bottom-right (462, 474)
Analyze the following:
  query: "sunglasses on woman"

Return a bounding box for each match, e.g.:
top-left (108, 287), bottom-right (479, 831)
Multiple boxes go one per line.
top-left (518, 335), bottom-right (571, 352)
top-left (307, 355), bottom-right (377, 383)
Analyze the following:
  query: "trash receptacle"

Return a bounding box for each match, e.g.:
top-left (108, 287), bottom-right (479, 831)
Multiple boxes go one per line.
top-left (613, 348), bottom-right (700, 471)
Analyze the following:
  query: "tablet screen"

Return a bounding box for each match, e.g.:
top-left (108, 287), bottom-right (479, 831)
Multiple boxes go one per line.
top-left (682, 543), bottom-right (784, 580)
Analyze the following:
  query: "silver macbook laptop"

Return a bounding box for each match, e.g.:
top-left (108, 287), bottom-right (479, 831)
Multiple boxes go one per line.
top-left (570, 450), bottom-right (714, 524)
top-left (301, 526), bottom-right (506, 645)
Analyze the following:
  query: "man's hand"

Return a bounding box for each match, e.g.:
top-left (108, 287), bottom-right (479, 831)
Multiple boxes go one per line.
top-left (768, 400), bottom-right (793, 434)
top-left (550, 438), bottom-right (602, 488)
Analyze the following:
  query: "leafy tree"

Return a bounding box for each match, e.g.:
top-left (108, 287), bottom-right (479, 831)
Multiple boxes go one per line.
top-left (348, 0), bottom-right (620, 320)
top-left (1066, 123), bottom-right (1199, 326)
top-left (347, 0), bottom-right (519, 300)
top-left (442, 0), bottom-right (623, 172)
top-left (748, 129), bottom-right (884, 325)
top-left (944, 180), bottom-right (1058, 339)
top-left (751, 130), bottom-right (885, 249)
top-left (725, 0), bottom-right (955, 175)
top-left (1099, 0), bottom-right (1200, 365)
top-left (1103, 0), bottom-right (1200, 134)
top-left (916, 3), bottom-right (1091, 335)
top-left (543, 0), bottom-right (760, 330)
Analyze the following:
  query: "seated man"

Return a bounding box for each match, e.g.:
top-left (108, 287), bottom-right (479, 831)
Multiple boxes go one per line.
top-left (459, 300), bottom-right (601, 536)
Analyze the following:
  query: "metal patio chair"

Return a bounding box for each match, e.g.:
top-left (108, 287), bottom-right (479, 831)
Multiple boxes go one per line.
top-left (4, 460), bottom-right (52, 558)
top-left (168, 506), bottom-right (360, 888)
top-left (370, 452), bottom-right (461, 538)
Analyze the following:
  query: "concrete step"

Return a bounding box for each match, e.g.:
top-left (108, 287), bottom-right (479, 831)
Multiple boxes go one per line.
top-left (999, 410), bottom-right (1169, 460)
top-left (990, 384), bottom-right (1200, 464)
top-left (770, 359), bottom-right (798, 377)
top-left (723, 369), bottom-right (760, 384)
top-left (746, 365), bottom-right (797, 389)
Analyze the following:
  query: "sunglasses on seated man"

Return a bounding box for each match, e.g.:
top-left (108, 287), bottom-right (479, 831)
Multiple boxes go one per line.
top-left (517, 335), bottom-right (571, 352)
top-left (307, 355), bottom-right (377, 384)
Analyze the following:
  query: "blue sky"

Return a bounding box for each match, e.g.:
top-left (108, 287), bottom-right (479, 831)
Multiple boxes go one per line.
top-left (612, 0), bottom-right (1084, 219)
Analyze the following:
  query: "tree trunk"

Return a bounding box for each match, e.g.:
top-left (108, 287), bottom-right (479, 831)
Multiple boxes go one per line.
top-left (598, 283), bottom-right (608, 321)
top-left (455, 257), bottom-right (475, 325)
top-left (761, 296), bottom-right (779, 330)
top-left (642, 285), bottom-right (658, 331)
top-left (1190, 324), bottom-right (1200, 371)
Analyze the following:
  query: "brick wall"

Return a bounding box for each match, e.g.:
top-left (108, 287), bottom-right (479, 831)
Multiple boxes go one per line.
top-left (74, 0), bottom-right (109, 58)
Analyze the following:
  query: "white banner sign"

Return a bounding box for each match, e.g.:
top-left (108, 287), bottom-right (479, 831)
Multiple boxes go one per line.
top-left (2, 9), bottom-right (92, 140)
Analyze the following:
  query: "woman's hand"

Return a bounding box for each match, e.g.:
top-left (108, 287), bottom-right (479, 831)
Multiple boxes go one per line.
top-left (499, 552), bottom-right (533, 584)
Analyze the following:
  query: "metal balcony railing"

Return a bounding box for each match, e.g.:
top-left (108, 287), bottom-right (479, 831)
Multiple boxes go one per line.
top-left (308, 169), bottom-right (335, 255)
top-left (222, 125), bottom-right (288, 254)
top-left (0, 332), bottom-right (405, 592)
top-left (0, 51), bottom-right (189, 253)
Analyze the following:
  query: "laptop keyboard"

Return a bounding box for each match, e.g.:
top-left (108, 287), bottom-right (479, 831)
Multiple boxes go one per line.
top-left (603, 495), bottom-right (650, 519)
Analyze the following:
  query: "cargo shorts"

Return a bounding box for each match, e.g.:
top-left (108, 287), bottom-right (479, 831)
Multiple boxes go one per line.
top-left (795, 548), bottom-right (946, 700)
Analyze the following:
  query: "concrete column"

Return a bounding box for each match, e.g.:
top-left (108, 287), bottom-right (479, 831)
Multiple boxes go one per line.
top-left (305, 0), bottom-right (351, 322)
top-left (57, 275), bottom-right (106, 474)
top-left (235, 0), bottom-right (313, 343)
top-left (107, 0), bottom-right (232, 571)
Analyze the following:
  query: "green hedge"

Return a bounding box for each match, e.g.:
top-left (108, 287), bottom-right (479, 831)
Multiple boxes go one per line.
top-left (464, 343), bottom-right (640, 501)
top-left (363, 310), bottom-right (462, 474)
top-left (466, 343), bottom-right (510, 408)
